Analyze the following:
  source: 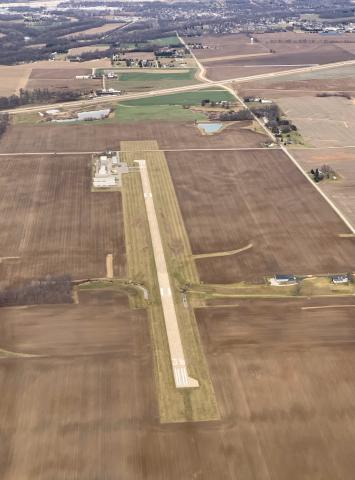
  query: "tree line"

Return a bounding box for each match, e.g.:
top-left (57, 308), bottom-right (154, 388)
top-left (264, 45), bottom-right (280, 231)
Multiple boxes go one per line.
top-left (0, 113), bottom-right (9, 138)
top-left (0, 89), bottom-right (82, 110)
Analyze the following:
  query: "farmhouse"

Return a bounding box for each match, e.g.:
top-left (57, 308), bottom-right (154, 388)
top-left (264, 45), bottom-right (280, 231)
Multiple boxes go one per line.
top-left (332, 275), bottom-right (349, 284)
top-left (273, 274), bottom-right (297, 285)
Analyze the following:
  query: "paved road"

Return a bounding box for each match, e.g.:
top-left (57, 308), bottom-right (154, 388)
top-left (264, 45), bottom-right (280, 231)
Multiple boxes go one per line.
top-left (0, 147), bottom-right (279, 156)
top-left (137, 159), bottom-right (198, 389)
top-left (4, 58), bottom-right (355, 115)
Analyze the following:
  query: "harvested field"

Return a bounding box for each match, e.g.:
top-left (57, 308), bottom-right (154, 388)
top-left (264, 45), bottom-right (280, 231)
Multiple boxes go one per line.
top-left (26, 67), bottom-right (101, 92)
top-left (63, 22), bottom-right (124, 39)
top-left (0, 155), bottom-right (125, 287)
top-left (3, 293), bottom-right (355, 478)
top-left (276, 95), bottom-right (355, 147)
top-left (194, 297), bottom-right (355, 479)
top-left (121, 51), bottom-right (156, 61)
top-left (29, 68), bottom-right (92, 79)
top-left (238, 64), bottom-right (355, 99)
top-left (294, 148), bottom-right (355, 227)
top-left (0, 64), bottom-right (32, 96)
top-left (0, 121), bottom-right (267, 153)
top-left (68, 44), bottom-right (110, 56)
top-left (206, 65), bottom-right (299, 81)
top-left (167, 149), bottom-right (355, 283)
top-left (185, 34), bottom-right (268, 59)
top-left (204, 45), bottom-right (355, 81)
top-left (0, 289), bottom-right (147, 356)
top-left (0, 60), bottom-right (111, 96)
top-left (255, 31), bottom-right (355, 53)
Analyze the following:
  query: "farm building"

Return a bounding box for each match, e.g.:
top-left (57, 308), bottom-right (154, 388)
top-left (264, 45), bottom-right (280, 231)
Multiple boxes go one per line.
top-left (92, 151), bottom-right (128, 189)
top-left (273, 274), bottom-right (297, 285)
top-left (332, 275), bottom-right (349, 284)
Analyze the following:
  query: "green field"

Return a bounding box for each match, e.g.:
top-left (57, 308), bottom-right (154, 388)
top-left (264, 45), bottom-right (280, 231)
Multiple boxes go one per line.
top-left (120, 35), bottom-right (182, 50)
top-left (116, 104), bottom-right (206, 123)
top-left (147, 35), bottom-right (182, 47)
top-left (105, 68), bottom-right (199, 92)
top-left (115, 88), bottom-right (235, 123)
top-left (118, 71), bottom-right (194, 82)
top-left (121, 88), bottom-right (235, 107)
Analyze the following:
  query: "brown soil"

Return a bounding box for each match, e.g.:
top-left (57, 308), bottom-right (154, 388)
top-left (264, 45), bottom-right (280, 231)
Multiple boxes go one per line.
top-left (167, 149), bottom-right (355, 283)
top-left (2, 293), bottom-right (355, 478)
top-left (0, 64), bottom-right (32, 96)
top-left (26, 68), bottom-right (101, 92)
top-left (294, 148), bottom-right (355, 226)
top-left (0, 155), bottom-right (126, 286)
top-left (204, 45), bottom-right (355, 81)
top-left (0, 121), bottom-right (267, 153)
top-left (185, 33), bottom-right (268, 59)
top-left (63, 22), bottom-right (124, 39)
top-left (29, 68), bottom-right (92, 79)
top-left (254, 31), bottom-right (355, 53)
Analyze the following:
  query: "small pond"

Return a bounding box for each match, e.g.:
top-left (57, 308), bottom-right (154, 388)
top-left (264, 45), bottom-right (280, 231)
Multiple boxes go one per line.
top-left (197, 122), bottom-right (223, 135)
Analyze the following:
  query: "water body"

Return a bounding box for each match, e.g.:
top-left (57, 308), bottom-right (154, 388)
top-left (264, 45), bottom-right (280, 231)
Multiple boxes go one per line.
top-left (197, 122), bottom-right (223, 135)
top-left (52, 109), bottom-right (110, 123)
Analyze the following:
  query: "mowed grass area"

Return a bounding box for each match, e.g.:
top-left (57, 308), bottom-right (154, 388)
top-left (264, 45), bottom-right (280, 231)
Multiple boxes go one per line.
top-left (116, 104), bottom-right (206, 122)
top-left (121, 35), bottom-right (182, 50)
top-left (121, 140), bottom-right (218, 423)
top-left (105, 68), bottom-right (200, 92)
top-left (116, 88), bottom-right (235, 123)
top-left (122, 88), bottom-right (235, 106)
top-left (148, 35), bottom-right (182, 47)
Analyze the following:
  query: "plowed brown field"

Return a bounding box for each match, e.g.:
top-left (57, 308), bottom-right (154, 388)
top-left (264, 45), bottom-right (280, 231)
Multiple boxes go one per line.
top-left (167, 149), bottom-right (355, 283)
top-left (0, 155), bottom-right (125, 286)
top-left (0, 121), bottom-right (267, 153)
top-left (204, 45), bottom-right (355, 81)
top-left (26, 67), bottom-right (101, 91)
top-left (294, 147), bottom-right (355, 227)
top-left (2, 293), bottom-right (355, 479)
top-left (185, 33), bottom-right (268, 59)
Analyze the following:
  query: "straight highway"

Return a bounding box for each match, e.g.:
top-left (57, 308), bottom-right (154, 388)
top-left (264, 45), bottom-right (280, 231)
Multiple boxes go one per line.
top-left (3, 58), bottom-right (355, 115)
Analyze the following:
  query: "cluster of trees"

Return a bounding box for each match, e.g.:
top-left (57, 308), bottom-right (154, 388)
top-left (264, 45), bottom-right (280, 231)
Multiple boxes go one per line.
top-left (311, 165), bottom-right (336, 182)
top-left (218, 109), bottom-right (253, 121)
top-left (0, 13), bottom-right (111, 64)
top-left (0, 113), bottom-right (9, 138)
top-left (250, 103), bottom-right (280, 121)
top-left (0, 275), bottom-right (73, 307)
top-left (0, 89), bottom-right (82, 110)
top-left (317, 91), bottom-right (352, 100)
